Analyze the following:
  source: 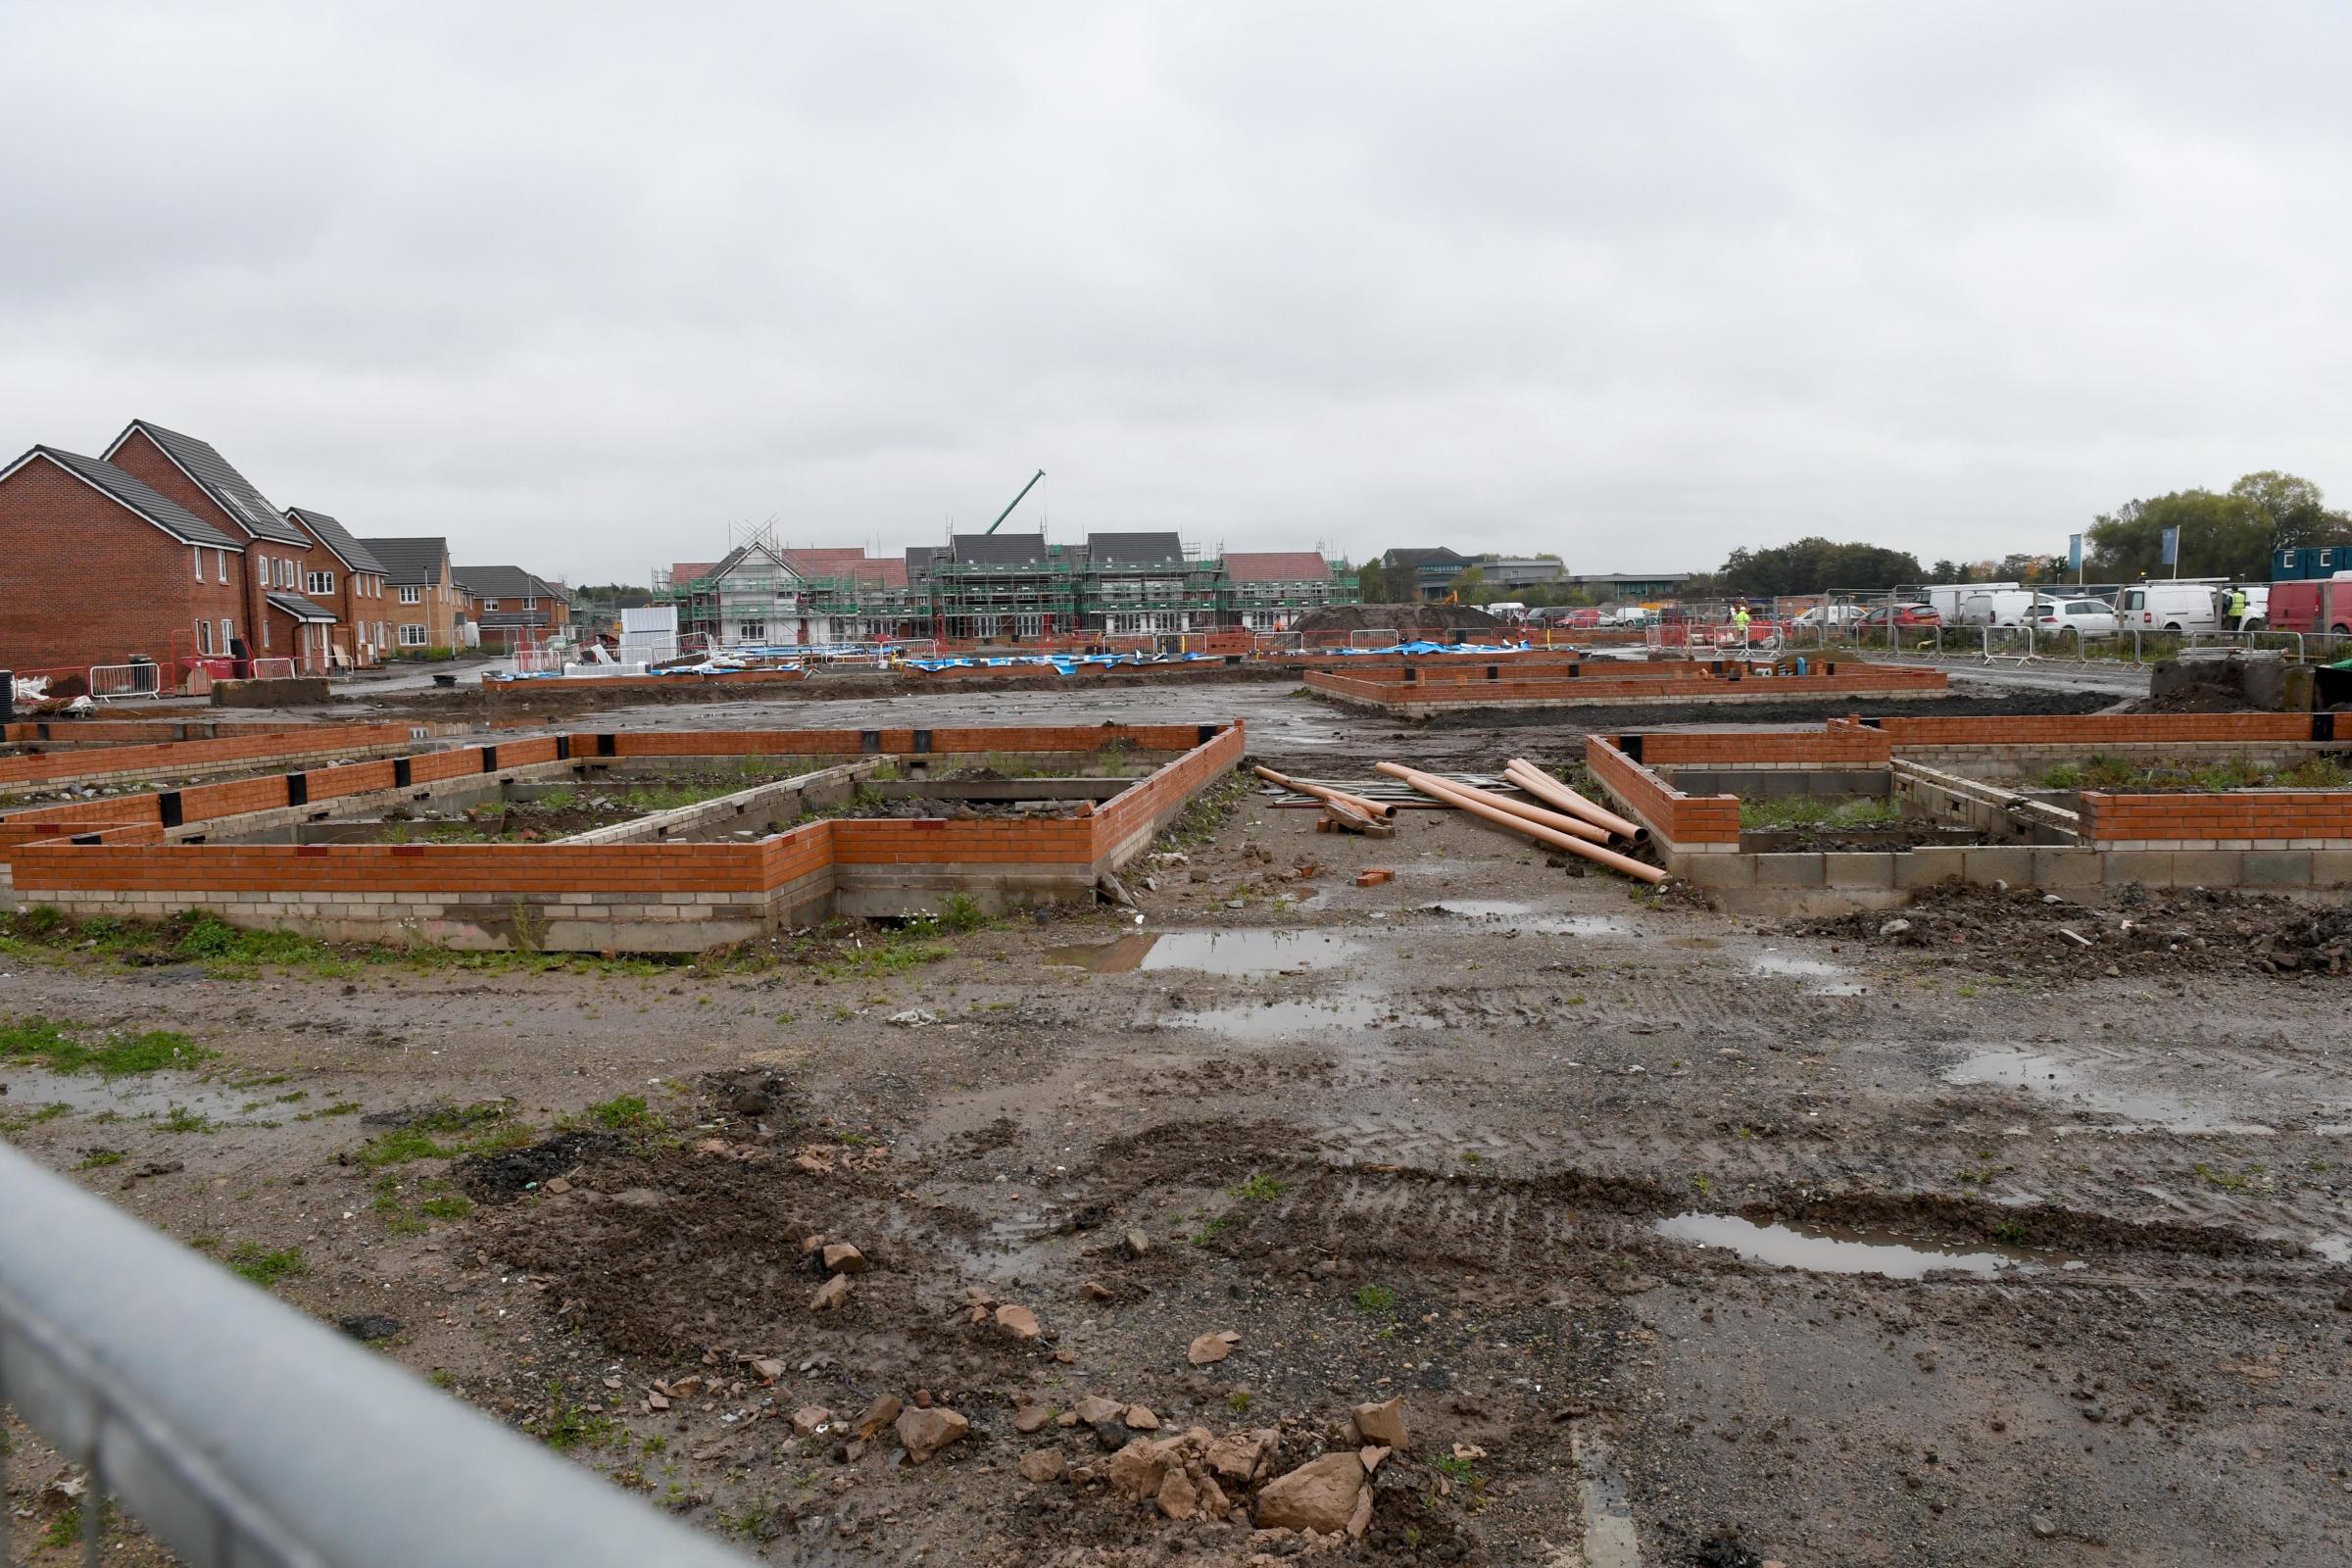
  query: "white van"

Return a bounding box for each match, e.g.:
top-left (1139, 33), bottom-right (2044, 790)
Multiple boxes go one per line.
top-left (1924, 581), bottom-right (2015, 622)
top-left (1953, 588), bottom-right (2042, 627)
top-left (2117, 582), bottom-right (2270, 633)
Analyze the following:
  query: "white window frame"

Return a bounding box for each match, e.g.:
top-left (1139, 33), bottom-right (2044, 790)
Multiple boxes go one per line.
top-left (481, 599), bottom-right (499, 612)
top-left (196, 618), bottom-right (212, 656)
top-left (521, 596), bottom-right (536, 610)
top-left (400, 585), bottom-right (421, 605)
top-left (192, 545), bottom-right (202, 582)
top-left (220, 618), bottom-right (234, 651)
top-left (308, 569), bottom-right (335, 598)
top-left (216, 549), bottom-right (228, 583)
top-left (398, 622), bottom-right (429, 647)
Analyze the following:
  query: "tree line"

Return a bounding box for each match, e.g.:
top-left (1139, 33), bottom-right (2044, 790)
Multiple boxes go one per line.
top-left (1695, 469), bottom-right (2349, 599)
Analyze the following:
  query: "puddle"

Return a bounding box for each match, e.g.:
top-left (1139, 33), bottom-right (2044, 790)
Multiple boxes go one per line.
top-left (0, 1066), bottom-right (285, 1126)
top-left (1161, 990), bottom-right (1440, 1043)
top-left (1942, 1050), bottom-right (2277, 1135)
top-left (1746, 951), bottom-right (1865, 995)
top-left (1654, 1211), bottom-right (2082, 1277)
top-left (1423, 901), bottom-right (1632, 937)
top-left (1044, 930), bottom-right (1366, 976)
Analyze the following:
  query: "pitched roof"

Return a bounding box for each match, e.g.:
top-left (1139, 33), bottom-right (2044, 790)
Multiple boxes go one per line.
top-left (283, 507), bottom-right (387, 574)
top-left (1384, 547), bottom-right (1467, 567)
top-left (1087, 532), bottom-right (1186, 565)
top-left (777, 547), bottom-right (872, 581)
top-left (265, 591), bottom-right (337, 622)
top-left (453, 564), bottom-right (561, 600)
top-left (905, 546), bottom-right (940, 581)
top-left (668, 561), bottom-right (718, 585)
top-left (107, 419), bottom-right (310, 546)
top-left (951, 533), bottom-right (1047, 565)
top-left (358, 536), bottom-right (449, 586)
top-left (1221, 551), bottom-right (1332, 583)
top-left (11, 447), bottom-right (245, 550)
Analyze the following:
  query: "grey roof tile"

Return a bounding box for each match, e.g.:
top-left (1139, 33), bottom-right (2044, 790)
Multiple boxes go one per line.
top-left (116, 420), bottom-right (310, 545)
top-left (1086, 531), bottom-right (1185, 564)
top-left (357, 536), bottom-right (449, 586)
top-left (265, 591), bottom-right (337, 621)
top-left (950, 533), bottom-right (1047, 564)
top-left (24, 446), bottom-right (243, 550)
top-left (284, 507), bottom-right (387, 574)
top-left (453, 564), bottom-right (559, 600)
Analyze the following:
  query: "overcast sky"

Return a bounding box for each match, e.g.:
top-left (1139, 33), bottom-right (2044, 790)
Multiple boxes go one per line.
top-left (5, 3), bottom-right (2347, 583)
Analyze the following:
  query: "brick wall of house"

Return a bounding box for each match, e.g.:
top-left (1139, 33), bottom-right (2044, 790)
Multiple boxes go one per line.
top-left (0, 457), bottom-right (248, 675)
top-left (1584, 735), bottom-right (1742, 846)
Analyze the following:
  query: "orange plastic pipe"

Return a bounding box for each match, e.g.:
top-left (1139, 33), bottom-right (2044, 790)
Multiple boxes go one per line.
top-left (1251, 764), bottom-right (1397, 821)
top-left (1374, 761), bottom-right (1609, 845)
top-left (1375, 764), bottom-right (1665, 884)
top-left (1503, 760), bottom-right (1645, 842)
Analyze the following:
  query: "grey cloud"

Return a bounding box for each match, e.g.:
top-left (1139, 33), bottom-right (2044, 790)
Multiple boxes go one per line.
top-left (3, 1), bottom-right (2348, 583)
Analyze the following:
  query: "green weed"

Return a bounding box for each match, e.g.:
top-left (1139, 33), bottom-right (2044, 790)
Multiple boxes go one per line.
top-left (1352, 1284), bottom-right (1396, 1316)
top-left (228, 1243), bottom-right (306, 1288)
top-left (0, 1016), bottom-right (213, 1076)
top-left (1231, 1173), bottom-right (1287, 1201)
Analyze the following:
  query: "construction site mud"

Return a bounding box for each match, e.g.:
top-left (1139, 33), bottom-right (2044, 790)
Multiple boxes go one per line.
top-left (3, 676), bottom-right (2349, 1566)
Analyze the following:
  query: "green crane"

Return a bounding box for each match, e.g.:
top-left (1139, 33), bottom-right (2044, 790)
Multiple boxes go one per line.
top-left (984, 469), bottom-right (1046, 534)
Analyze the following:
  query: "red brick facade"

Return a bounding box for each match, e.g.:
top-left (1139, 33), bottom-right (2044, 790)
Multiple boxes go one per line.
top-left (0, 454), bottom-right (247, 678)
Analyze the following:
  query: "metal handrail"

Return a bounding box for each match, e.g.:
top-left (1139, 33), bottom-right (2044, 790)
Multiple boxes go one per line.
top-left (0, 1141), bottom-right (757, 1568)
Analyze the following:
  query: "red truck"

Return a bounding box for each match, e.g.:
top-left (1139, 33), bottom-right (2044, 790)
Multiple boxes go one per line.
top-left (2265, 573), bottom-right (2352, 636)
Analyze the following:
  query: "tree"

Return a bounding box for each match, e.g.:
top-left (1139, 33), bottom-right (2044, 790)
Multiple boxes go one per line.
top-left (1352, 558), bottom-right (1388, 602)
top-left (1448, 565), bottom-right (1489, 604)
top-left (2085, 490), bottom-right (2268, 581)
top-left (2230, 470), bottom-right (2352, 555)
top-left (1716, 537), bottom-right (1925, 598)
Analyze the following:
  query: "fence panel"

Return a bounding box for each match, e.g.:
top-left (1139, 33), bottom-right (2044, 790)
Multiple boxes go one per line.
top-left (87, 663), bottom-right (163, 702)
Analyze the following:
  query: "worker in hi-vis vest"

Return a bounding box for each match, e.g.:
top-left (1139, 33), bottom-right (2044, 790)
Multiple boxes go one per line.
top-left (2225, 586), bottom-right (2248, 631)
top-left (1732, 604), bottom-right (1752, 643)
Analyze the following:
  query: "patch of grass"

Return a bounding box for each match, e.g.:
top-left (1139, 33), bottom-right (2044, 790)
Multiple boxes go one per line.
top-left (0, 1015), bottom-right (214, 1077)
top-left (1231, 1173), bottom-right (1287, 1202)
top-left (1228, 1391), bottom-right (1252, 1414)
top-left (1989, 1217), bottom-right (2031, 1244)
top-left (42, 1498), bottom-right (111, 1550)
top-left (1739, 795), bottom-right (1905, 831)
top-left (543, 1381), bottom-right (621, 1451)
top-left (356, 1102), bottom-right (524, 1167)
top-left (227, 1243), bottom-right (306, 1288)
top-left (161, 1104), bottom-right (215, 1134)
top-left (1190, 1214), bottom-right (1237, 1246)
top-left (0, 1100), bottom-right (73, 1133)
top-left (2037, 754), bottom-right (2351, 794)
top-left (1352, 1284), bottom-right (1396, 1316)
top-left (584, 1094), bottom-right (657, 1133)
top-left (74, 1148), bottom-right (125, 1169)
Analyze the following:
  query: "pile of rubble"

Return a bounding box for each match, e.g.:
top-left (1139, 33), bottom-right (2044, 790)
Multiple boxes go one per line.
top-left (1806, 883), bottom-right (2352, 977)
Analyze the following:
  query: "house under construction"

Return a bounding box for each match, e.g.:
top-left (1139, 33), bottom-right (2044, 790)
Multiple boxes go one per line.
top-left (653, 531), bottom-right (1355, 647)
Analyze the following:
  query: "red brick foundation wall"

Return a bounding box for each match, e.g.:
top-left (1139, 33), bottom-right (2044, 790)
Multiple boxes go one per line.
top-left (1584, 736), bottom-right (1740, 845)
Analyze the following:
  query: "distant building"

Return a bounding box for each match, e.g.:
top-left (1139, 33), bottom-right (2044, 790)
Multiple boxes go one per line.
top-left (453, 565), bottom-right (573, 651)
top-left (655, 534), bottom-right (1357, 643)
top-left (1565, 571), bottom-right (1694, 602)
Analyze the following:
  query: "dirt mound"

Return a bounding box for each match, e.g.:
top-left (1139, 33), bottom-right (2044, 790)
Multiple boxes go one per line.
top-left (1291, 603), bottom-right (1502, 636)
top-left (457, 1131), bottom-right (624, 1201)
top-left (1801, 883), bottom-right (2352, 978)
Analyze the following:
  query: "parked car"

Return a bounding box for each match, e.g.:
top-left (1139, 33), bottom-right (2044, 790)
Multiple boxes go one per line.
top-left (2265, 574), bottom-right (2352, 636)
top-left (1954, 588), bottom-right (2044, 627)
top-left (2029, 597), bottom-right (2118, 639)
top-left (1791, 603), bottom-right (1864, 627)
top-left (1859, 604), bottom-right (1941, 629)
top-left (2117, 582), bottom-right (2269, 633)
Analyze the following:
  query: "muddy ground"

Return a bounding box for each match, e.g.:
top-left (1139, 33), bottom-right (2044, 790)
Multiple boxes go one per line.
top-left (4, 679), bottom-right (2350, 1567)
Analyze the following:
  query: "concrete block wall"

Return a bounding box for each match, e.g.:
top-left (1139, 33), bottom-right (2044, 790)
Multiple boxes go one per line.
top-left (0, 722), bottom-right (428, 790)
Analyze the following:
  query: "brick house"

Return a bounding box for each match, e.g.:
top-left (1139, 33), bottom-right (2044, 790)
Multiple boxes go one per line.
top-left (0, 445), bottom-right (249, 682)
top-left (283, 509), bottom-right (393, 667)
top-left (101, 419), bottom-right (346, 672)
top-left (361, 537), bottom-right (463, 652)
top-left (453, 565), bottom-right (571, 651)
top-left (1218, 551), bottom-right (1343, 631)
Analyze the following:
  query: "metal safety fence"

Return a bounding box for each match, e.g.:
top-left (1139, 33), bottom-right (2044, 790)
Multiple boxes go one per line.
top-left (84, 663), bottom-right (162, 702)
top-left (0, 1141), bottom-right (754, 1568)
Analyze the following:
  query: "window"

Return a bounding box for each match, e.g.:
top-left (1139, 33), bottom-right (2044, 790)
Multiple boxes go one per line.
top-left (481, 599), bottom-right (500, 612)
top-left (216, 549), bottom-right (228, 583)
top-left (521, 596), bottom-right (536, 610)
top-left (308, 570), bottom-right (335, 597)
top-left (738, 620), bottom-right (764, 641)
top-left (400, 585), bottom-right (421, 605)
top-left (196, 619), bottom-right (212, 656)
top-left (399, 623), bottom-right (428, 647)
top-left (219, 618), bottom-right (234, 651)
